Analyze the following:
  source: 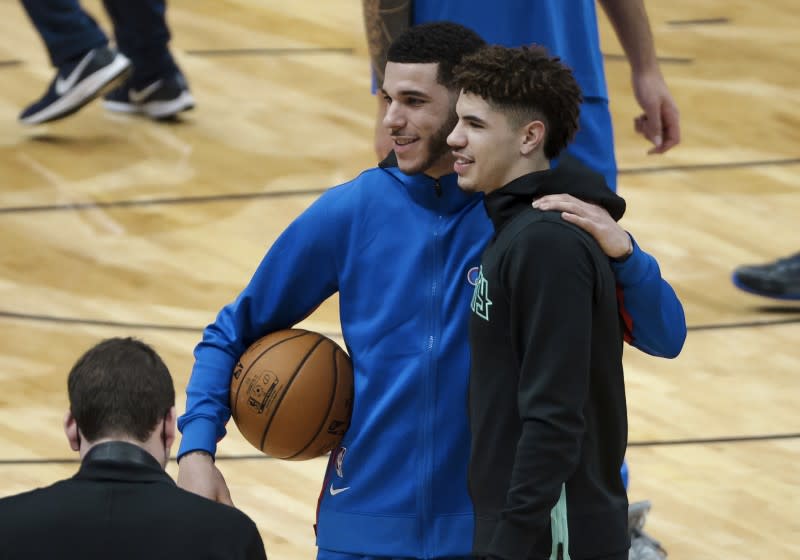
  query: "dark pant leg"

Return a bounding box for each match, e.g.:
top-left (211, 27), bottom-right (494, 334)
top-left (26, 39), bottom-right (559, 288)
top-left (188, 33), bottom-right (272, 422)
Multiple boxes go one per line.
top-left (19, 0), bottom-right (107, 67)
top-left (102, 0), bottom-right (178, 84)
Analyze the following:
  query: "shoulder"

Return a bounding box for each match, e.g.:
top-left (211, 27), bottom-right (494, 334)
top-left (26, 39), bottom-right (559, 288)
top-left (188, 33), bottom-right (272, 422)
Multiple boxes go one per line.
top-left (503, 209), bottom-right (598, 257)
top-left (0, 480), bottom-right (73, 523)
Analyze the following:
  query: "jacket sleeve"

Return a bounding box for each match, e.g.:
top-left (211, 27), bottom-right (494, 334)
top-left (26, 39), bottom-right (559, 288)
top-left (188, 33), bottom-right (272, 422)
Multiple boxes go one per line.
top-left (612, 235), bottom-right (686, 358)
top-left (486, 223), bottom-right (595, 560)
top-left (177, 186), bottom-right (350, 458)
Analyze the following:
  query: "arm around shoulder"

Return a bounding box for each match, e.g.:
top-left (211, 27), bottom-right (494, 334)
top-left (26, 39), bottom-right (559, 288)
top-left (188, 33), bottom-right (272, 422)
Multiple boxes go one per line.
top-left (612, 236), bottom-right (686, 358)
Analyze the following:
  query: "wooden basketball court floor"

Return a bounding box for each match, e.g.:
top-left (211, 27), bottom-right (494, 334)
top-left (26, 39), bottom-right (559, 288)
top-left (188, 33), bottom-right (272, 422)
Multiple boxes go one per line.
top-left (0, 0), bottom-right (798, 557)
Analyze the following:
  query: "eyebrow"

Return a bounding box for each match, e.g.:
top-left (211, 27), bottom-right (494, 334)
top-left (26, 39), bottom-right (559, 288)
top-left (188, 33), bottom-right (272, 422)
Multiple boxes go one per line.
top-left (380, 88), bottom-right (431, 99)
top-left (461, 114), bottom-right (488, 126)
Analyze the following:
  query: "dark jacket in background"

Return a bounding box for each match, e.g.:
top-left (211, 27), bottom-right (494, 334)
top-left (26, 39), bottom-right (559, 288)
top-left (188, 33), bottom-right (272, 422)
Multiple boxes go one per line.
top-left (0, 442), bottom-right (266, 560)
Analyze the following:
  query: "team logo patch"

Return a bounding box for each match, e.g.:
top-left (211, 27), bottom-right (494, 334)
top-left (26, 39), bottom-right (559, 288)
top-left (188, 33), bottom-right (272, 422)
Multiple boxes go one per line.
top-left (467, 266), bottom-right (480, 286)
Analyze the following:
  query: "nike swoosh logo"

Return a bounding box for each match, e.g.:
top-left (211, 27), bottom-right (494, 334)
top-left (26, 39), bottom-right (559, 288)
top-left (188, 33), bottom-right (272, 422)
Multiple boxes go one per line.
top-left (55, 51), bottom-right (96, 95)
top-left (129, 80), bottom-right (163, 104)
top-left (329, 484), bottom-right (350, 496)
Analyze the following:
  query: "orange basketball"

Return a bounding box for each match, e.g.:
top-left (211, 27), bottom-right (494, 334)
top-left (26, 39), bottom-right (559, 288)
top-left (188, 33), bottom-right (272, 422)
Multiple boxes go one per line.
top-left (230, 329), bottom-right (353, 460)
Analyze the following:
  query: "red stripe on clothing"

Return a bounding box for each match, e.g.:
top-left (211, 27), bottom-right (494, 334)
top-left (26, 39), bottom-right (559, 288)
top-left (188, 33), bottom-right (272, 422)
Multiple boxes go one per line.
top-left (616, 284), bottom-right (633, 344)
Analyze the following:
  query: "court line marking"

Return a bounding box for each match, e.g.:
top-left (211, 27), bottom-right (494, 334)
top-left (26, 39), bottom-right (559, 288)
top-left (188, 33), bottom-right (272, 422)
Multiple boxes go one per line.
top-left (185, 47), bottom-right (353, 57)
top-left (2, 433), bottom-right (798, 466)
top-left (2, 158), bottom-right (799, 216)
top-left (2, 309), bottom-right (798, 336)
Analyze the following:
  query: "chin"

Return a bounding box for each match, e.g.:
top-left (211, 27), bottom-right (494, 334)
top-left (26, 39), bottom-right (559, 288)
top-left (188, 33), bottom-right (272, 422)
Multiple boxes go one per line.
top-left (456, 177), bottom-right (476, 192)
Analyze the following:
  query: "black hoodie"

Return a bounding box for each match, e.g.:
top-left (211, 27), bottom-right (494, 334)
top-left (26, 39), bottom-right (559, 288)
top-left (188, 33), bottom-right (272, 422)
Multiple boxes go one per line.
top-left (468, 157), bottom-right (629, 560)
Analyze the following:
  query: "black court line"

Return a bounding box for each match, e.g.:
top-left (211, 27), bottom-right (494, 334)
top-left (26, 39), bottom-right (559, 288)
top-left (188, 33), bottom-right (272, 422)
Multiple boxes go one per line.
top-left (0, 453), bottom-right (272, 466)
top-left (2, 310), bottom-right (800, 336)
top-left (688, 316), bottom-right (800, 332)
top-left (2, 433), bottom-right (799, 466)
top-left (0, 188), bottom-right (327, 215)
top-left (185, 47), bottom-right (353, 57)
top-left (604, 53), bottom-right (693, 65)
top-left (667, 17), bottom-right (730, 26)
top-left (3, 158), bottom-right (800, 216)
top-left (618, 157), bottom-right (800, 175)
top-left (0, 59), bottom-right (22, 68)
top-left (628, 432), bottom-right (800, 447)
top-left (0, 310), bottom-right (341, 340)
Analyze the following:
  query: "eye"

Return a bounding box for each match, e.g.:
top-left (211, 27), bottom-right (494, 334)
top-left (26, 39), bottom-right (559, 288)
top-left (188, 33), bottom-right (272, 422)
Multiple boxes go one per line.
top-left (469, 121), bottom-right (484, 129)
top-left (407, 97), bottom-right (424, 107)
top-left (382, 94), bottom-right (392, 104)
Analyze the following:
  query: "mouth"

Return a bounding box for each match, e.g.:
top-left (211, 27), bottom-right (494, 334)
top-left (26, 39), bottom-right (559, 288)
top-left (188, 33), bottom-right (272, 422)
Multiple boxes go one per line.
top-left (392, 136), bottom-right (419, 153)
top-left (452, 151), bottom-right (474, 175)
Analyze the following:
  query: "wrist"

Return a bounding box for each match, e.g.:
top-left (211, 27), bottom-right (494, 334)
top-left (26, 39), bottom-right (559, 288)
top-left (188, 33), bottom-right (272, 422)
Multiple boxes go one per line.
top-left (611, 233), bottom-right (634, 262)
top-left (178, 449), bottom-right (214, 464)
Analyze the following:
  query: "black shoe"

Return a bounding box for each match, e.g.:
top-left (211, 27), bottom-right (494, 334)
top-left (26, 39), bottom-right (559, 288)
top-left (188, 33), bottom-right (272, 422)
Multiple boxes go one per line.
top-left (103, 72), bottom-right (194, 120)
top-left (19, 46), bottom-right (131, 125)
top-left (732, 252), bottom-right (800, 300)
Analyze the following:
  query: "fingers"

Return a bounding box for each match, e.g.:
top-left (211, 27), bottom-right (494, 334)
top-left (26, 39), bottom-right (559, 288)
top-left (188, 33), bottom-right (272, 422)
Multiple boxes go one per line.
top-left (653, 102), bottom-right (681, 154)
top-left (637, 99), bottom-right (681, 155)
top-left (533, 194), bottom-right (601, 217)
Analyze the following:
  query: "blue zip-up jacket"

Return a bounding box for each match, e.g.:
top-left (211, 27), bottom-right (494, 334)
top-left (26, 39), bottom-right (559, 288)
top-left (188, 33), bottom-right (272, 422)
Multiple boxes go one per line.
top-left (178, 162), bottom-right (685, 558)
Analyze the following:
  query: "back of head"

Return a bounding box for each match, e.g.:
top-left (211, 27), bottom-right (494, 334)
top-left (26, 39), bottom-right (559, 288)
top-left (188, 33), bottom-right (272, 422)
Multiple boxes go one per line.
top-left (452, 45), bottom-right (583, 159)
top-left (387, 21), bottom-right (486, 89)
top-left (68, 337), bottom-right (175, 442)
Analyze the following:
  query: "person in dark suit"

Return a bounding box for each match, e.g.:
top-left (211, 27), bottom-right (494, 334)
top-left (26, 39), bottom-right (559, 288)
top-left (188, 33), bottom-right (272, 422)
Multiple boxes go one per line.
top-left (0, 337), bottom-right (266, 560)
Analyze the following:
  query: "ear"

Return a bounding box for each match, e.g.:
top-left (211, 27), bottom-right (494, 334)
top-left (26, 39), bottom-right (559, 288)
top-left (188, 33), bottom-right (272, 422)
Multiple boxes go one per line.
top-left (64, 411), bottom-right (80, 452)
top-left (164, 406), bottom-right (177, 450)
top-left (520, 120), bottom-right (546, 156)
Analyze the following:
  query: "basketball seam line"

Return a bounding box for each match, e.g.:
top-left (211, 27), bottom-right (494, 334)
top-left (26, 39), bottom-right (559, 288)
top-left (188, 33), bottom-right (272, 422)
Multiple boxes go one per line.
top-left (287, 342), bottom-right (340, 460)
top-left (232, 330), bottom-right (311, 418)
top-left (259, 335), bottom-right (328, 455)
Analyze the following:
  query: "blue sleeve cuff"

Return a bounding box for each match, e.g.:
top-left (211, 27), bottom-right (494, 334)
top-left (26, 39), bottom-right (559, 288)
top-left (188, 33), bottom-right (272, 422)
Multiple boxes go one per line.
top-left (177, 417), bottom-right (220, 460)
top-left (610, 236), bottom-right (652, 287)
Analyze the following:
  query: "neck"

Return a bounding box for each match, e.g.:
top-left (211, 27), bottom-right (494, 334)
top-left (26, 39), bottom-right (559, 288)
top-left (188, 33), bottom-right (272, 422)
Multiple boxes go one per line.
top-left (425, 153), bottom-right (457, 179)
top-left (488, 156), bottom-right (550, 194)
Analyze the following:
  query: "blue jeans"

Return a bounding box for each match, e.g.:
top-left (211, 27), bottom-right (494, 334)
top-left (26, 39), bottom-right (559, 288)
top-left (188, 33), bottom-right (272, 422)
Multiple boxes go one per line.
top-left (19, 0), bottom-right (177, 83)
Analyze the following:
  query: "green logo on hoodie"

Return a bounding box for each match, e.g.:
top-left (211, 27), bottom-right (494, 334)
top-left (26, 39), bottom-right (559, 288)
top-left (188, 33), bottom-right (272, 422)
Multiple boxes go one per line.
top-left (470, 265), bottom-right (492, 321)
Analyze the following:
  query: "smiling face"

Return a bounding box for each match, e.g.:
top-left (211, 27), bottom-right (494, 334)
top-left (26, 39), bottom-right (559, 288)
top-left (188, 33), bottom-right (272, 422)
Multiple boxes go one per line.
top-left (447, 92), bottom-right (547, 194)
top-left (381, 62), bottom-right (458, 178)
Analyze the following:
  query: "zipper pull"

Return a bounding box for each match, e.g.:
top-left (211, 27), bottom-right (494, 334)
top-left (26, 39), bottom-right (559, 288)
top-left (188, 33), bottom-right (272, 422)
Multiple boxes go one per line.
top-left (433, 179), bottom-right (442, 197)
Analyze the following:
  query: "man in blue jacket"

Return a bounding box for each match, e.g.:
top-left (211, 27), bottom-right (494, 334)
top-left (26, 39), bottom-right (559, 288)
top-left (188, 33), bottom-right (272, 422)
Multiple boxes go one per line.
top-left (177, 22), bottom-right (685, 560)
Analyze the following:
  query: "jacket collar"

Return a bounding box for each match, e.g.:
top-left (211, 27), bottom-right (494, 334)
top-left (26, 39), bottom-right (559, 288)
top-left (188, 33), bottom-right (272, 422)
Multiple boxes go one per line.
top-left (484, 155), bottom-right (626, 232)
top-left (74, 441), bottom-right (174, 485)
top-left (378, 151), bottom-right (482, 215)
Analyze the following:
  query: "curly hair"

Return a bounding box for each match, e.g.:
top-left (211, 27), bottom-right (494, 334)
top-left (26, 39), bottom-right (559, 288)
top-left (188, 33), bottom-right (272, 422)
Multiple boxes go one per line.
top-left (387, 22), bottom-right (486, 88)
top-left (452, 45), bottom-right (583, 160)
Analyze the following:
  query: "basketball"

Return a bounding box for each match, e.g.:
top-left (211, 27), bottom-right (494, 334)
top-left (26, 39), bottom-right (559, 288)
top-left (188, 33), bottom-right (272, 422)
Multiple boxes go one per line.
top-left (230, 329), bottom-right (353, 460)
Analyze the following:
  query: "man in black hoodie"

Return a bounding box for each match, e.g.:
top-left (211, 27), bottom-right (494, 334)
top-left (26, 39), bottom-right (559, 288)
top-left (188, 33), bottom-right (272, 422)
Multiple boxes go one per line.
top-left (447, 45), bottom-right (629, 560)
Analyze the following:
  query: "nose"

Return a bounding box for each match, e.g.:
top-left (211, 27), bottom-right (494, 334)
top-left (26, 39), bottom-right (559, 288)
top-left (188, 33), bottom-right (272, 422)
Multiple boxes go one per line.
top-left (447, 121), bottom-right (466, 148)
top-left (383, 100), bottom-right (404, 131)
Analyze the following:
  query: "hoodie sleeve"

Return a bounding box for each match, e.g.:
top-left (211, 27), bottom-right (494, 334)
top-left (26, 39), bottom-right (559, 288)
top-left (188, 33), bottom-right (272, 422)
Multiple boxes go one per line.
top-left (177, 186), bottom-right (350, 458)
top-left (486, 222), bottom-right (595, 560)
top-left (612, 235), bottom-right (686, 358)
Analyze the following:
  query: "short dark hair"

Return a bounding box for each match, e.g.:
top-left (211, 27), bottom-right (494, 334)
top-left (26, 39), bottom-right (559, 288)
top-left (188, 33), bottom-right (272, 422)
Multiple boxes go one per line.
top-left (453, 45), bottom-right (583, 159)
top-left (67, 337), bottom-right (175, 442)
top-left (387, 22), bottom-right (486, 88)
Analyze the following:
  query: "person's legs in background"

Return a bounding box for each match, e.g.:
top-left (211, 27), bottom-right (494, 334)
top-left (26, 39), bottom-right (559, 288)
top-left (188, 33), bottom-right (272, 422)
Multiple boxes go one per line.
top-left (17, 0), bottom-right (131, 125)
top-left (101, 0), bottom-right (194, 120)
